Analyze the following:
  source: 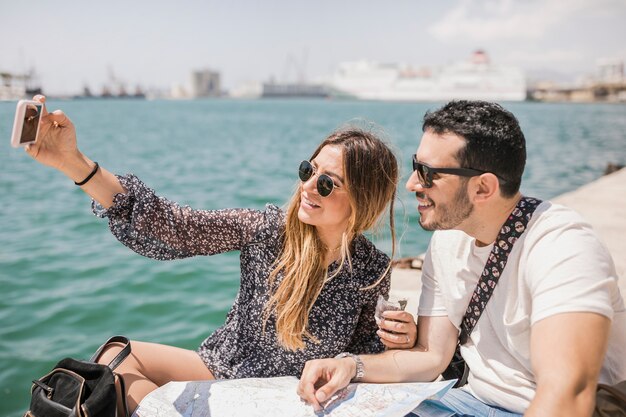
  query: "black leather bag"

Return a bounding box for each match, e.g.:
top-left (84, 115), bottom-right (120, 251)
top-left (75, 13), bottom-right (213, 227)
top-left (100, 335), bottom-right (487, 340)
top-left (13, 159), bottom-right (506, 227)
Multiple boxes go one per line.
top-left (593, 381), bottom-right (626, 417)
top-left (25, 336), bottom-right (131, 417)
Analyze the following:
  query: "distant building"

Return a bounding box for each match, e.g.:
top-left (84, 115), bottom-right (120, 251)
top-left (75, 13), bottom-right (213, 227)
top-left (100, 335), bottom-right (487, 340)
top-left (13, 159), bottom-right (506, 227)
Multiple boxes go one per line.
top-left (229, 81), bottom-right (263, 99)
top-left (528, 58), bottom-right (626, 103)
top-left (261, 81), bottom-right (329, 98)
top-left (597, 59), bottom-right (624, 84)
top-left (170, 83), bottom-right (189, 100)
top-left (190, 69), bottom-right (221, 98)
top-left (0, 70), bottom-right (42, 101)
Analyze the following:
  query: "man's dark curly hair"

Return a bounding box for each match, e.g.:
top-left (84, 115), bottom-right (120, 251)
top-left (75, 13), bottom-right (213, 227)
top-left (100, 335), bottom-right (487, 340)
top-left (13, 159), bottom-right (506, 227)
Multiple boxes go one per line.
top-left (422, 100), bottom-right (526, 198)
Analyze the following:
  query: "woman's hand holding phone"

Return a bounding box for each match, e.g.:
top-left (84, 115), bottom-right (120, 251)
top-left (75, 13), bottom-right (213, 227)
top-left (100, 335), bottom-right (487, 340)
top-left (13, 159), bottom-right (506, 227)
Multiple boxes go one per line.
top-left (24, 95), bottom-right (94, 182)
top-left (20, 95), bottom-right (125, 208)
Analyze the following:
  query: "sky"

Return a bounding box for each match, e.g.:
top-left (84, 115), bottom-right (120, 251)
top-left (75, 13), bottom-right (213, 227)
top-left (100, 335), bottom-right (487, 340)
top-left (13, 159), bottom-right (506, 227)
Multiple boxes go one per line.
top-left (1, 0), bottom-right (625, 96)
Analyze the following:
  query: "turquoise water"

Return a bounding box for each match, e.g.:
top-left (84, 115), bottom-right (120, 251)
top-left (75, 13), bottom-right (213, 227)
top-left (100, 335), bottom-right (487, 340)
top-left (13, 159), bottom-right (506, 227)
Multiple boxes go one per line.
top-left (1, 99), bottom-right (624, 415)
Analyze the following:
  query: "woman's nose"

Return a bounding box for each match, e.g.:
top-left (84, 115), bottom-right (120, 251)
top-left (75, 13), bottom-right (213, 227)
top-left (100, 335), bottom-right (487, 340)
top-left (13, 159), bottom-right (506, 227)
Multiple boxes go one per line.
top-left (303, 174), bottom-right (319, 194)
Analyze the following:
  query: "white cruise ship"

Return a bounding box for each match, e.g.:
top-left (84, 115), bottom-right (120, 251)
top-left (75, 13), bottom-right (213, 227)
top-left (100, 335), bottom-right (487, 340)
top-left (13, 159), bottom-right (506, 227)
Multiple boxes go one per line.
top-left (329, 50), bottom-right (526, 102)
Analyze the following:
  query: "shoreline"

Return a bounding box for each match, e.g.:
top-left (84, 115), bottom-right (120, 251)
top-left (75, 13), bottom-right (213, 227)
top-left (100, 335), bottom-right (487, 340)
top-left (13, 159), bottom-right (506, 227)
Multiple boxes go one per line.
top-left (390, 168), bottom-right (626, 317)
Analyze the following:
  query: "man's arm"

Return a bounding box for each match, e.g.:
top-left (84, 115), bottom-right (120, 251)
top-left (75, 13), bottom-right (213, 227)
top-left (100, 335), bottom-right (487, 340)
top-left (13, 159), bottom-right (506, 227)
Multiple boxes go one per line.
top-left (297, 315), bottom-right (458, 410)
top-left (525, 312), bottom-right (610, 417)
top-left (361, 315), bottom-right (458, 382)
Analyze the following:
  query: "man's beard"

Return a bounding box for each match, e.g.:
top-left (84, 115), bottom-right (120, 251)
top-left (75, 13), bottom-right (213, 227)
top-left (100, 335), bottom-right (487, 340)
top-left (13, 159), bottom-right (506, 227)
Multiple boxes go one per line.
top-left (419, 183), bottom-right (474, 231)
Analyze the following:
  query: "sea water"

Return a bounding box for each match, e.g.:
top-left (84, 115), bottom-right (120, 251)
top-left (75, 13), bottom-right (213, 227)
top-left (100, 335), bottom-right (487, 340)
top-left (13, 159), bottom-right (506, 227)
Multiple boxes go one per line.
top-left (0, 98), bottom-right (624, 415)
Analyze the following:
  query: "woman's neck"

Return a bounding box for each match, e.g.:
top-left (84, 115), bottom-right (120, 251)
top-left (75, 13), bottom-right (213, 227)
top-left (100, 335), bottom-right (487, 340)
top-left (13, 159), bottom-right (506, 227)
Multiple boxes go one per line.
top-left (324, 244), bottom-right (343, 267)
top-left (318, 229), bottom-right (349, 267)
top-left (317, 229), bottom-right (344, 254)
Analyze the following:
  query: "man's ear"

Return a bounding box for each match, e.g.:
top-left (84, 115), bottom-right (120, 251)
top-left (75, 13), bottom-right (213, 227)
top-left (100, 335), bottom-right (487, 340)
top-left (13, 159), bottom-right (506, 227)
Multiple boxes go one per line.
top-left (471, 173), bottom-right (500, 203)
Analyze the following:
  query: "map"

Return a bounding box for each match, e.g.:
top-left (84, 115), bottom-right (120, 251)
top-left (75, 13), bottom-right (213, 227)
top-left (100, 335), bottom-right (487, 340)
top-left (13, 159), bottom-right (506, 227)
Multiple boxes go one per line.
top-left (133, 376), bottom-right (455, 417)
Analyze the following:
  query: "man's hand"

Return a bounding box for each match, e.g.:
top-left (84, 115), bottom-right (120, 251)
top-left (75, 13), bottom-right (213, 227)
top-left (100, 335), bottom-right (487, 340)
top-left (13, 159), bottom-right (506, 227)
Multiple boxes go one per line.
top-left (297, 358), bottom-right (355, 411)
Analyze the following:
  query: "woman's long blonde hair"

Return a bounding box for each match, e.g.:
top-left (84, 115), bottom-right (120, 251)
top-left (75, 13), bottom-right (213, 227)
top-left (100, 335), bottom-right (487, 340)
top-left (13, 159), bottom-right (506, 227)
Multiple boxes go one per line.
top-left (263, 127), bottom-right (399, 351)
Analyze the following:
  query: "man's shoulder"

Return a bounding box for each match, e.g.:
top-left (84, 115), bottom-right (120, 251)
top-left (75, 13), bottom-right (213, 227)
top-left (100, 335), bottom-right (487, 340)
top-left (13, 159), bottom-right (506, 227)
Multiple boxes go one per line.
top-left (528, 200), bottom-right (594, 235)
top-left (536, 200), bottom-right (586, 219)
top-left (524, 201), bottom-right (615, 273)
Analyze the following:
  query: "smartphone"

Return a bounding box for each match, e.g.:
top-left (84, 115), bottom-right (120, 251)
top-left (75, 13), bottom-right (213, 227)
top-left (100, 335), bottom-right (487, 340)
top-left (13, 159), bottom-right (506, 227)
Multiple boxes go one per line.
top-left (10, 100), bottom-right (44, 148)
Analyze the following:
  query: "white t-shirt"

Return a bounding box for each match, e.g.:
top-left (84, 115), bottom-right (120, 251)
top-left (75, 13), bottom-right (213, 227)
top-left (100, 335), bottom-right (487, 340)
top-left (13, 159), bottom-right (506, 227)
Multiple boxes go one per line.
top-left (418, 201), bottom-right (626, 413)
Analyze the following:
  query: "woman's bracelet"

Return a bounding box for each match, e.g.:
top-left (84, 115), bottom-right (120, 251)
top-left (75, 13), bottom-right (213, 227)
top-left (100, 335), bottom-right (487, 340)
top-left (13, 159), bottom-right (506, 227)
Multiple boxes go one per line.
top-left (74, 161), bottom-right (99, 186)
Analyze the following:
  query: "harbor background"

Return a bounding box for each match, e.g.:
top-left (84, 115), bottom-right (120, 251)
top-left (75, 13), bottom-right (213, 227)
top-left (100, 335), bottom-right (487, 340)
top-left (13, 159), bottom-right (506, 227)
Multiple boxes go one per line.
top-left (1, 98), bottom-right (625, 415)
top-left (2, 1), bottom-right (625, 102)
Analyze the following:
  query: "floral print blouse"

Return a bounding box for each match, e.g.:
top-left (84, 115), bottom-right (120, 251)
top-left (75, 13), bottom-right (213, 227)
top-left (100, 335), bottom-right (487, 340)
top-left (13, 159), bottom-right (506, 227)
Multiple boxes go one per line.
top-left (94, 174), bottom-right (391, 378)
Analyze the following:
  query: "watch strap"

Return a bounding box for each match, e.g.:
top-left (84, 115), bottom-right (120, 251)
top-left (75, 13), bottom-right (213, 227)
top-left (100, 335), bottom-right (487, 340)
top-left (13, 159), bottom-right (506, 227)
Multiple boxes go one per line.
top-left (335, 352), bottom-right (364, 382)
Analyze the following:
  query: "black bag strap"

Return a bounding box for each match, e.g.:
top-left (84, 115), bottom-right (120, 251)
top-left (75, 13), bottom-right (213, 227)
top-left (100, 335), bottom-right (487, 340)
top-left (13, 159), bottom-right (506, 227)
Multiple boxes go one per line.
top-left (90, 335), bottom-right (131, 370)
top-left (459, 196), bottom-right (542, 345)
top-left (116, 373), bottom-right (131, 417)
top-left (90, 335), bottom-right (132, 417)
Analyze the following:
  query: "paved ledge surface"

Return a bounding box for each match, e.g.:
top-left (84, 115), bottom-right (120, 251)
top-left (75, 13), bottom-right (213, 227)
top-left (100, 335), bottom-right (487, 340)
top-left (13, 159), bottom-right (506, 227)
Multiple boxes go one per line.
top-left (390, 168), bottom-right (626, 317)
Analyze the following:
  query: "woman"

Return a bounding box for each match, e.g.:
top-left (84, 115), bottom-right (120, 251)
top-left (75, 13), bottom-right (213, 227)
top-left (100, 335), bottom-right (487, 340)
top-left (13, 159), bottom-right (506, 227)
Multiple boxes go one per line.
top-left (25, 96), bottom-right (416, 411)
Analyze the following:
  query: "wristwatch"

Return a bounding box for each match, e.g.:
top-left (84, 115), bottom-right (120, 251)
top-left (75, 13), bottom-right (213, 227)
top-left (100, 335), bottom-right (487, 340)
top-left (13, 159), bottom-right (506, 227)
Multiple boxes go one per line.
top-left (335, 352), bottom-right (364, 382)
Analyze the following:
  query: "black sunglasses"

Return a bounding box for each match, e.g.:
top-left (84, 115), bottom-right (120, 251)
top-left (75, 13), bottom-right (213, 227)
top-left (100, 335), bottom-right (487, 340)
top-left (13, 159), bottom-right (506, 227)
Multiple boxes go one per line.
top-left (298, 160), bottom-right (339, 197)
top-left (412, 155), bottom-right (494, 188)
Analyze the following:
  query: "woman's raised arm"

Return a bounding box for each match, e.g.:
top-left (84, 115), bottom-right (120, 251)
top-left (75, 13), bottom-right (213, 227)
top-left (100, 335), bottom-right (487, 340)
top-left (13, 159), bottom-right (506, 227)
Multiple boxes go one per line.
top-left (25, 95), bottom-right (125, 208)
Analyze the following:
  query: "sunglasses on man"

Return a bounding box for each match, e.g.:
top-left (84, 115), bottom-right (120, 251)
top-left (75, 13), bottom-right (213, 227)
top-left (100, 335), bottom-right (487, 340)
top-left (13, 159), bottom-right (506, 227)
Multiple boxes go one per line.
top-left (412, 155), bottom-right (506, 188)
top-left (298, 160), bottom-right (340, 197)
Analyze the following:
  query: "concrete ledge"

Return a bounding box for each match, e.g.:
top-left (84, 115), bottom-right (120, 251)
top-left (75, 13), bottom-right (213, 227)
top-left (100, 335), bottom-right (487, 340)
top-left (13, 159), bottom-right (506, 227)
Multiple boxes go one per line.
top-left (390, 168), bottom-right (626, 318)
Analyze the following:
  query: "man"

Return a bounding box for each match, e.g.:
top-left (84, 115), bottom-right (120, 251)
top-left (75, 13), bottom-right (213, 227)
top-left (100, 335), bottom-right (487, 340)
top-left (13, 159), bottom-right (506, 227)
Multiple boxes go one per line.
top-left (298, 101), bottom-right (626, 416)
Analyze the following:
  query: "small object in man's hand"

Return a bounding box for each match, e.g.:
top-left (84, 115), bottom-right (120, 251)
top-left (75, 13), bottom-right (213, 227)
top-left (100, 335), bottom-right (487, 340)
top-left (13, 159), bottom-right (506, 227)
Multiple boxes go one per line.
top-left (374, 294), bottom-right (408, 324)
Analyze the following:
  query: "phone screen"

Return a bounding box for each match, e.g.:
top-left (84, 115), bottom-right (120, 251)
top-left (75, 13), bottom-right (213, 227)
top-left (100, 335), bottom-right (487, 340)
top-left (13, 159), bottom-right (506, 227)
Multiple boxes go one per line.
top-left (20, 102), bottom-right (43, 144)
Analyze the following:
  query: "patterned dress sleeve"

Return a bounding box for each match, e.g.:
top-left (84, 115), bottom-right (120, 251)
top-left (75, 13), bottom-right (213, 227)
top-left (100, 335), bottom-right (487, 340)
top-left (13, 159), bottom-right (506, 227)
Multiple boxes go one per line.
top-left (92, 174), bottom-right (266, 260)
top-left (345, 250), bottom-right (391, 355)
